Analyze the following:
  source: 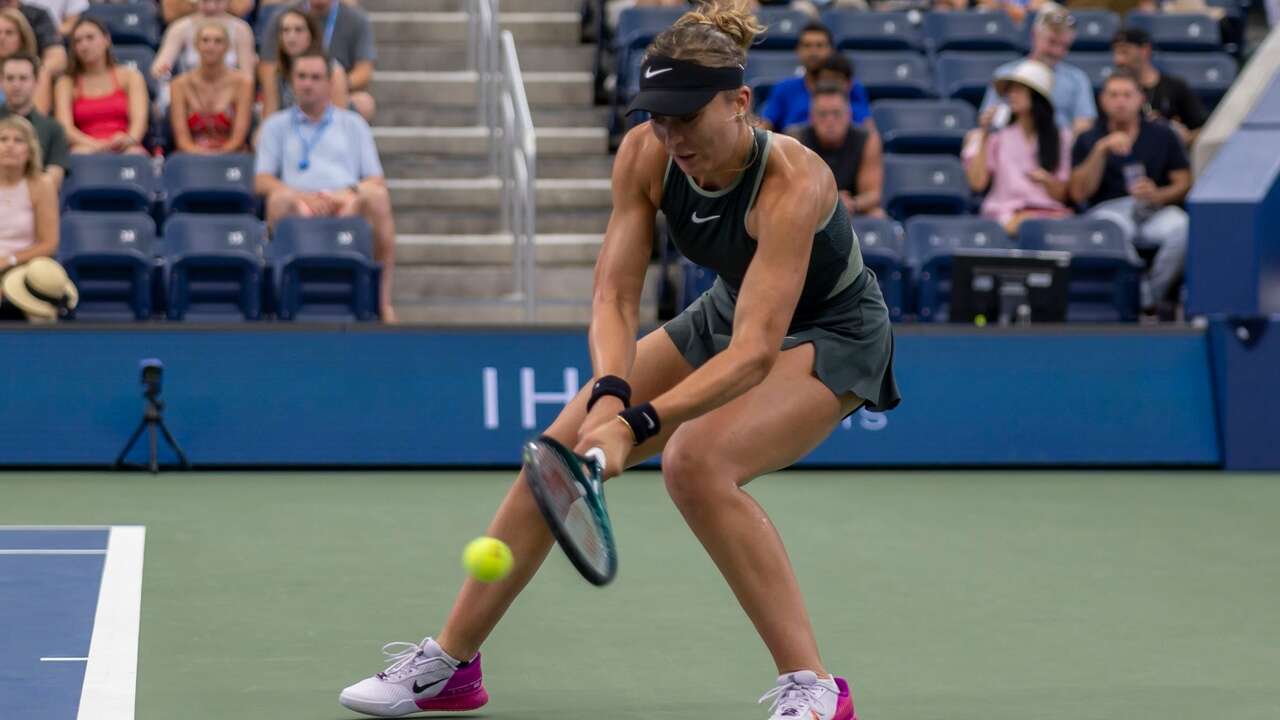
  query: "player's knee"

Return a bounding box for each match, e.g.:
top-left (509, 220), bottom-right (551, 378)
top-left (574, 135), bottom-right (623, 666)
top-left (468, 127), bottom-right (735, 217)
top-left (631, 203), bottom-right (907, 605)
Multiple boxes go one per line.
top-left (662, 440), bottom-right (735, 510)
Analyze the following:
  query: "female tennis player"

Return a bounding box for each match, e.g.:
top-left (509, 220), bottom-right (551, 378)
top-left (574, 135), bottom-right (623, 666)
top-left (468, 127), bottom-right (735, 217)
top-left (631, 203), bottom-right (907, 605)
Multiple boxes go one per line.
top-left (340, 2), bottom-right (899, 717)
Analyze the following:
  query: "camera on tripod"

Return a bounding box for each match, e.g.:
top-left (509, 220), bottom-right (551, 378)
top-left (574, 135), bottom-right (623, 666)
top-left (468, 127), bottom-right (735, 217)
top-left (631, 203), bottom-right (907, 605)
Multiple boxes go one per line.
top-left (115, 358), bottom-right (189, 473)
top-left (140, 358), bottom-right (163, 401)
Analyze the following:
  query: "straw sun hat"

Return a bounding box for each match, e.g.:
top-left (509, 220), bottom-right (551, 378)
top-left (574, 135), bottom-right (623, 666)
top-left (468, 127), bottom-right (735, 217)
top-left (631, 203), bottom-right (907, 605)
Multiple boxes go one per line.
top-left (1, 257), bottom-right (79, 322)
top-left (993, 59), bottom-right (1056, 105)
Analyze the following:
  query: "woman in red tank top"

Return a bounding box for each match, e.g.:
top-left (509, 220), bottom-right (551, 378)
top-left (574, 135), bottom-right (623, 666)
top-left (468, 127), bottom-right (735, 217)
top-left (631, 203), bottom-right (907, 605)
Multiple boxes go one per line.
top-left (169, 19), bottom-right (252, 154)
top-left (54, 18), bottom-right (150, 155)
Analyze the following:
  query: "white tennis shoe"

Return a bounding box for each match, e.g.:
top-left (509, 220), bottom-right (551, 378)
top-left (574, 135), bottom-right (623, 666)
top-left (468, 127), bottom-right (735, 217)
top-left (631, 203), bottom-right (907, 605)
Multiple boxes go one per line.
top-left (339, 636), bottom-right (487, 717)
top-left (758, 670), bottom-right (857, 720)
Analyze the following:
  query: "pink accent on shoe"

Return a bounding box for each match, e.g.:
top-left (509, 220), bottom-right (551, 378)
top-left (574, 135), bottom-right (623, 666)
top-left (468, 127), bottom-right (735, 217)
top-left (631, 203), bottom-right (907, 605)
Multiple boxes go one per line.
top-left (415, 654), bottom-right (488, 712)
top-left (833, 677), bottom-right (856, 720)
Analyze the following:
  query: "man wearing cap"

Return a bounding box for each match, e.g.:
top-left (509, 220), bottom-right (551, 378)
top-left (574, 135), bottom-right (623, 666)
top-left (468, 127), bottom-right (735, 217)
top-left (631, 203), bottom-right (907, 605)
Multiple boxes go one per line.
top-left (980, 2), bottom-right (1097, 136)
top-left (1111, 27), bottom-right (1205, 147)
top-left (0, 256), bottom-right (77, 322)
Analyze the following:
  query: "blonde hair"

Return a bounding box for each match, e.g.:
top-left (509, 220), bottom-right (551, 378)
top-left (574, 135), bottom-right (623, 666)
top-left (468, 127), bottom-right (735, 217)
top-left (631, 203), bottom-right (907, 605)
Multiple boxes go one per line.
top-left (645, 0), bottom-right (765, 68)
top-left (0, 8), bottom-right (39, 58)
top-left (0, 115), bottom-right (44, 179)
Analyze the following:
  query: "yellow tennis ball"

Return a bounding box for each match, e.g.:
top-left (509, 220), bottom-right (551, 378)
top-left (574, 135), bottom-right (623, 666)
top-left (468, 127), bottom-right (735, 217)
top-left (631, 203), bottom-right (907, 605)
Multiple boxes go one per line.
top-left (462, 537), bottom-right (514, 583)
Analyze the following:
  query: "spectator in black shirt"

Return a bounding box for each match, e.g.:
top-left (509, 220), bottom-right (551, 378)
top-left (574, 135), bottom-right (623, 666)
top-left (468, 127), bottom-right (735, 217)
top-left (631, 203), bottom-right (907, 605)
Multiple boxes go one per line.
top-left (1070, 70), bottom-right (1190, 317)
top-left (1112, 27), bottom-right (1206, 147)
top-left (796, 83), bottom-right (884, 217)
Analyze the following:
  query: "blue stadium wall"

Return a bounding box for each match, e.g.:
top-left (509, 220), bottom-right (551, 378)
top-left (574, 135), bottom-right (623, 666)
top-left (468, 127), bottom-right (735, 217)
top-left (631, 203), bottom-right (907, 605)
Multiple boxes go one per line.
top-left (0, 325), bottom-right (1226, 468)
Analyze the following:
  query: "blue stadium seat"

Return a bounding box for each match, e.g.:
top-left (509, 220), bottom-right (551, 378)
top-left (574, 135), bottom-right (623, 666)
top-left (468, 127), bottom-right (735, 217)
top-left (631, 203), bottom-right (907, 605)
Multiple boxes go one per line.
top-left (113, 45), bottom-right (158, 100)
top-left (905, 215), bottom-right (1013, 321)
top-left (162, 214), bottom-right (266, 321)
top-left (62, 154), bottom-right (156, 213)
top-left (852, 217), bottom-right (907, 320)
top-left (822, 11), bottom-right (923, 51)
top-left (58, 211), bottom-right (157, 321)
top-left (1018, 217), bottom-right (1142, 321)
top-left (269, 217), bottom-right (379, 322)
top-left (162, 153), bottom-right (255, 215)
top-left (85, 2), bottom-right (160, 47)
top-left (755, 7), bottom-right (809, 49)
top-left (935, 51), bottom-right (1020, 106)
top-left (1067, 10), bottom-right (1122, 51)
top-left (746, 50), bottom-right (801, 107)
top-left (678, 257), bottom-right (717, 312)
top-left (872, 99), bottom-right (975, 154)
top-left (1125, 12), bottom-right (1221, 52)
top-left (924, 11), bottom-right (1020, 52)
top-left (615, 6), bottom-right (683, 51)
top-left (1065, 52), bottom-right (1115, 93)
top-left (1154, 52), bottom-right (1237, 108)
top-left (882, 154), bottom-right (970, 221)
top-left (847, 51), bottom-right (934, 100)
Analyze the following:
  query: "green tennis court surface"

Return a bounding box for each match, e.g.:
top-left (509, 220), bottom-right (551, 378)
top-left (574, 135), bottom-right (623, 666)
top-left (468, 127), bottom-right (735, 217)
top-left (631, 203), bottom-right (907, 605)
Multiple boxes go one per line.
top-left (3, 470), bottom-right (1279, 720)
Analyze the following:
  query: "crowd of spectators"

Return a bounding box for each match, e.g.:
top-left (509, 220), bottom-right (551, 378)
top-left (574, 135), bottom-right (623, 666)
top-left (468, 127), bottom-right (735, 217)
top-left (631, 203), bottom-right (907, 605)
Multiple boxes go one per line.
top-left (694, 0), bottom-right (1213, 319)
top-left (0, 0), bottom-right (395, 321)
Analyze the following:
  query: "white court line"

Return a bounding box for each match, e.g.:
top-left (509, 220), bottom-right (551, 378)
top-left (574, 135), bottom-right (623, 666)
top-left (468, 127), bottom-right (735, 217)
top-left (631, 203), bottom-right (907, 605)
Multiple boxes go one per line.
top-left (42, 657), bottom-right (89, 662)
top-left (77, 526), bottom-right (145, 720)
top-left (0, 550), bottom-right (107, 555)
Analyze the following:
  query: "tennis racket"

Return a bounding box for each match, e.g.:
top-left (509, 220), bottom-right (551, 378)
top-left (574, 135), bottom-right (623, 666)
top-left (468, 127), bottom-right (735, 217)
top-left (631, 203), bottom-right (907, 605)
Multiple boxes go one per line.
top-left (522, 436), bottom-right (618, 586)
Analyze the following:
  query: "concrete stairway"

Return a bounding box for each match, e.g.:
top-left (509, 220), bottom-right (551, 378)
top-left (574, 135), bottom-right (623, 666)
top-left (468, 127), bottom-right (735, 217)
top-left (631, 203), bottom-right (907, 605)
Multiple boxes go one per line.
top-left (366, 0), bottom-right (645, 324)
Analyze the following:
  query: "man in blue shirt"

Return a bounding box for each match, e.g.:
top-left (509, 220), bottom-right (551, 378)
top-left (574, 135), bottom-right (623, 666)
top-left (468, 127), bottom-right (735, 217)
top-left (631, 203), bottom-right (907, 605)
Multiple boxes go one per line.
top-left (255, 52), bottom-right (396, 319)
top-left (760, 22), bottom-right (870, 132)
top-left (979, 2), bottom-right (1096, 136)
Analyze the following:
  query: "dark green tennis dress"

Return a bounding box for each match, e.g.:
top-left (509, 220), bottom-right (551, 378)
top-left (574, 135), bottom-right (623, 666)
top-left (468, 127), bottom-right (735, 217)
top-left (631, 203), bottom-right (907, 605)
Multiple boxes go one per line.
top-left (661, 127), bottom-right (901, 412)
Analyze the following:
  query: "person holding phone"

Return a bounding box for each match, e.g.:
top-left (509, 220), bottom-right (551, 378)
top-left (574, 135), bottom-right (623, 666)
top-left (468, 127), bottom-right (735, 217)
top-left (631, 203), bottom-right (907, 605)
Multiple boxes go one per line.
top-left (963, 59), bottom-right (1073, 234)
top-left (1069, 69), bottom-right (1190, 320)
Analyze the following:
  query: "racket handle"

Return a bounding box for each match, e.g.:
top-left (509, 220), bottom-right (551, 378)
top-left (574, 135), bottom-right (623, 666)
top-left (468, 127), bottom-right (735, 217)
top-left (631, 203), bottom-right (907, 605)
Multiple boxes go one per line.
top-left (584, 447), bottom-right (608, 474)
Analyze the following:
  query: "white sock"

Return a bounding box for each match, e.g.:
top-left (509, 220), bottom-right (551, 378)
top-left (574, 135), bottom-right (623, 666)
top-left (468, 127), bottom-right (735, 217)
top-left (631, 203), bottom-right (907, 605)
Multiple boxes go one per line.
top-left (423, 638), bottom-right (461, 668)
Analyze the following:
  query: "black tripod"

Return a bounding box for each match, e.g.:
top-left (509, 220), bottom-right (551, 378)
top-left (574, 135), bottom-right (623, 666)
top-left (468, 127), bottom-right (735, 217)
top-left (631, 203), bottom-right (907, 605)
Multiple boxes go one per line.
top-left (115, 391), bottom-right (189, 473)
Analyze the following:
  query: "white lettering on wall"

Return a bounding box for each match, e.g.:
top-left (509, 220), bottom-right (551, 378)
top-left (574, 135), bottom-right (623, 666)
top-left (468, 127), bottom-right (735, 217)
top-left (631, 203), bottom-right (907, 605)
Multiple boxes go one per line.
top-left (482, 367), bottom-right (499, 429)
top-left (520, 367), bottom-right (580, 430)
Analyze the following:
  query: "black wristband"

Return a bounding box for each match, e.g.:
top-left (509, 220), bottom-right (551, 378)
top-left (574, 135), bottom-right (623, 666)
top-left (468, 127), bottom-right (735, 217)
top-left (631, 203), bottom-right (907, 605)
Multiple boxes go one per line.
top-left (618, 402), bottom-right (661, 445)
top-left (587, 375), bottom-right (631, 412)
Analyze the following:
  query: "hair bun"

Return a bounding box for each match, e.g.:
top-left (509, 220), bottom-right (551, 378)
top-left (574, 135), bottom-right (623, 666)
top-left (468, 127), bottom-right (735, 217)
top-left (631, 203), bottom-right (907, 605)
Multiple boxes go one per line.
top-left (675, 0), bottom-right (764, 52)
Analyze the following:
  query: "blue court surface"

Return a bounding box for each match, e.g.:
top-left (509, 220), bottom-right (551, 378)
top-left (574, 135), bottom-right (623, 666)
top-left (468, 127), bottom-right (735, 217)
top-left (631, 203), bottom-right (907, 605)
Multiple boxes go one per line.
top-left (0, 526), bottom-right (145, 720)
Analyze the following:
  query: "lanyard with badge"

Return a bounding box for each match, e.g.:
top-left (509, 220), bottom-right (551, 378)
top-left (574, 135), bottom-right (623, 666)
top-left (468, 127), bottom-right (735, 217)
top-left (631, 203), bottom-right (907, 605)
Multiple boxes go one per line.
top-left (321, 0), bottom-right (339, 49)
top-left (292, 106), bottom-right (334, 172)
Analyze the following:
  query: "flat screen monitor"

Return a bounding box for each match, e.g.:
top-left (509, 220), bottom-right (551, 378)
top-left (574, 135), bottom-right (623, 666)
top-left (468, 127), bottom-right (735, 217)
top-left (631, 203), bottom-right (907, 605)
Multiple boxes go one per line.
top-left (950, 249), bottom-right (1071, 325)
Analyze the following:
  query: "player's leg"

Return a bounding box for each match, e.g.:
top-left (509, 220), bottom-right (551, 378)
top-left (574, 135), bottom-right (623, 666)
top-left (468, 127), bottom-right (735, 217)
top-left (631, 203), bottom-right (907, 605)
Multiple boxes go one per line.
top-left (436, 328), bottom-right (693, 661)
top-left (340, 329), bottom-right (694, 717)
top-left (660, 343), bottom-right (861, 718)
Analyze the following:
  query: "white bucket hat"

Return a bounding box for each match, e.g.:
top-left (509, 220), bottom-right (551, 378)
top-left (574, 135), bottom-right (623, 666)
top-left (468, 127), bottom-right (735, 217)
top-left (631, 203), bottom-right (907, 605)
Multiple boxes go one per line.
top-left (2, 257), bottom-right (79, 323)
top-left (994, 59), bottom-right (1056, 105)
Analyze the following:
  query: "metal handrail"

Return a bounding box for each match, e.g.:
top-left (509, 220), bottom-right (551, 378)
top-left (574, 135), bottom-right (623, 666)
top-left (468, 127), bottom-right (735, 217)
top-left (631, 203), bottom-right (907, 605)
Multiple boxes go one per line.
top-left (471, 0), bottom-right (537, 320)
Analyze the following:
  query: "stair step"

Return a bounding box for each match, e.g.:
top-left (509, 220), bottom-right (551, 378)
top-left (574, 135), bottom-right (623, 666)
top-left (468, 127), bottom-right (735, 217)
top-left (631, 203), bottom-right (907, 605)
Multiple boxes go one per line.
top-left (382, 152), bottom-right (613, 180)
top-left (393, 298), bottom-right (657, 326)
top-left (396, 233), bottom-right (602, 265)
top-left (372, 71), bottom-right (593, 108)
top-left (498, 13), bottom-right (584, 44)
top-left (372, 12), bottom-right (468, 46)
top-left (388, 177), bottom-right (610, 208)
top-left (393, 263), bottom-right (660, 302)
top-left (394, 207), bottom-right (609, 235)
top-left (374, 105), bottom-right (609, 128)
top-left (374, 126), bottom-right (606, 156)
top-left (381, 44), bottom-right (595, 73)
top-left (365, 0), bottom-right (586, 13)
